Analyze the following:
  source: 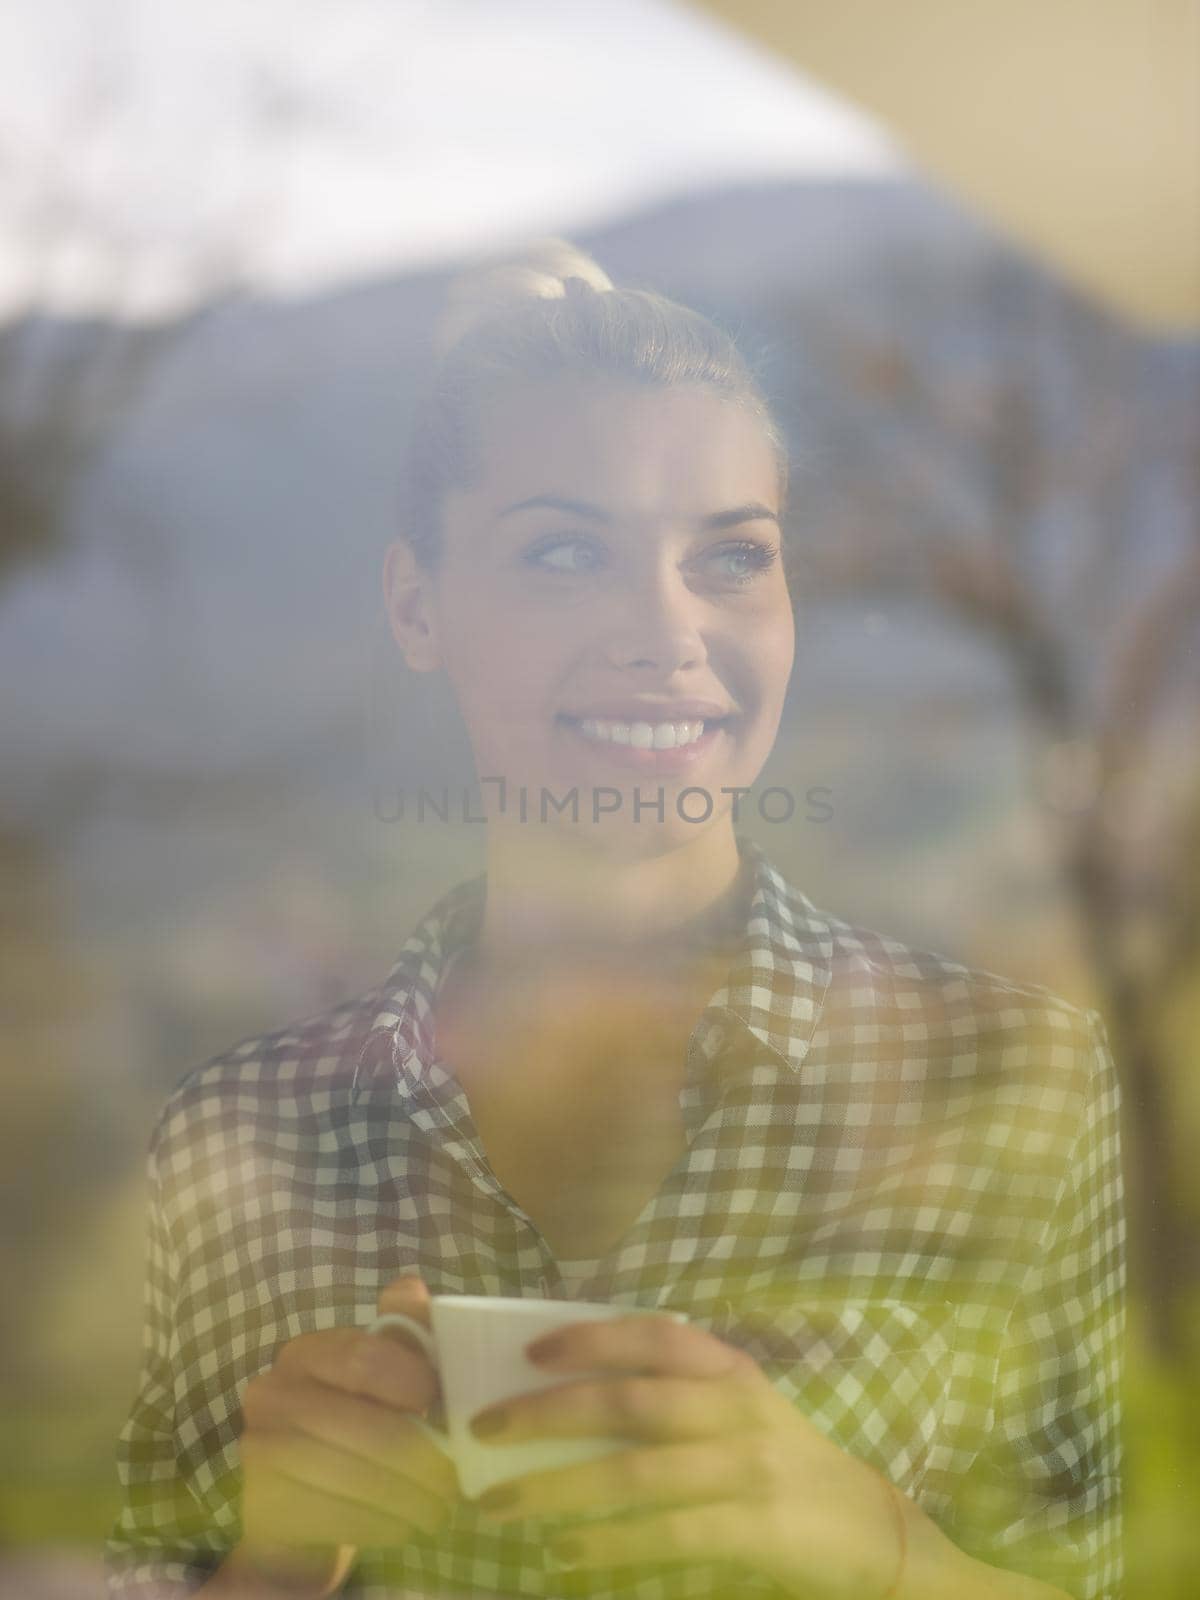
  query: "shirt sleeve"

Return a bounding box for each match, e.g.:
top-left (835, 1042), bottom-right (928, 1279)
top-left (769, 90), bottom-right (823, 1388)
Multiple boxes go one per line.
top-left (105, 1118), bottom-right (234, 1598)
top-left (953, 1009), bottom-right (1127, 1600)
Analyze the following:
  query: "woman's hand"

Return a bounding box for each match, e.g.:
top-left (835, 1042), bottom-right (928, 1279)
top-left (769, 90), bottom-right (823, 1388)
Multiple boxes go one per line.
top-left (219, 1276), bottom-right (459, 1598)
top-left (467, 1313), bottom-right (907, 1600)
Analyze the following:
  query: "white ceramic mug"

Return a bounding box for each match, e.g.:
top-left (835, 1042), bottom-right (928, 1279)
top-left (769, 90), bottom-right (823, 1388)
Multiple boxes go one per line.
top-left (368, 1294), bottom-right (687, 1500)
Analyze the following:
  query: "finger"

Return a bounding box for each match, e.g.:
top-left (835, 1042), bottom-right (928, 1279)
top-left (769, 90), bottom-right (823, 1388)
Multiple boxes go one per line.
top-left (371, 1279), bottom-right (438, 1388)
top-left (244, 1378), bottom-right (458, 1503)
top-left (228, 1539), bottom-right (357, 1599)
top-left (274, 1327), bottom-right (440, 1414)
top-left (526, 1314), bottom-right (757, 1383)
top-left (377, 1274), bottom-right (432, 1324)
top-left (242, 1428), bottom-right (451, 1539)
top-left (546, 1500), bottom-right (754, 1574)
top-left (470, 1372), bottom-right (763, 1446)
top-left (474, 1436), bottom-right (766, 1524)
top-left (243, 1454), bottom-right (427, 1551)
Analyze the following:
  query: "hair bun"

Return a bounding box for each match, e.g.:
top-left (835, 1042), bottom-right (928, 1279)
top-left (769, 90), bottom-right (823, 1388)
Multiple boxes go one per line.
top-left (433, 237), bottom-right (614, 356)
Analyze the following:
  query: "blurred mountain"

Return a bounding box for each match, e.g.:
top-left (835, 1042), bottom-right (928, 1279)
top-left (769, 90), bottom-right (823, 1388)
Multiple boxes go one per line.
top-left (1, 176), bottom-right (1195, 887)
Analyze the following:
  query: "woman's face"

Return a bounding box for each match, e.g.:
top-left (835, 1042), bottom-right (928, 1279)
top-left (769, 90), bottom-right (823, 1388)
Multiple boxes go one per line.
top-left (399, 375), bottom-right (794, 854)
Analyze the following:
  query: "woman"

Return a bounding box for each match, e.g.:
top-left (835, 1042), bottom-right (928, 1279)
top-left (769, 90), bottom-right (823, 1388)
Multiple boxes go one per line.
top-left (107, 242), bottom-right (1125, 1600)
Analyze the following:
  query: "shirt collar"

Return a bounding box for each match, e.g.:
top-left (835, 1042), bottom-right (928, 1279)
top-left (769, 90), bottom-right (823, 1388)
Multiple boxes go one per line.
top-left (703, 836), bottom-right (833, 1072)
top-left (350, 869), bottom-right (485, 1102)
top-left (350, 837), bottom-right (833, 1103)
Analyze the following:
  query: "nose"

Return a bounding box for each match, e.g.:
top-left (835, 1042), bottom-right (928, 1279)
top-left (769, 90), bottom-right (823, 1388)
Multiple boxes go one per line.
top-left (599, 563), bottom-right (706, 675)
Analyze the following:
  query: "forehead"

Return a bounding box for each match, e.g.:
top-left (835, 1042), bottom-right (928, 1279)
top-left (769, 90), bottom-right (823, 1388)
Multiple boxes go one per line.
top-left (459, 376), bottom-right (780, 521)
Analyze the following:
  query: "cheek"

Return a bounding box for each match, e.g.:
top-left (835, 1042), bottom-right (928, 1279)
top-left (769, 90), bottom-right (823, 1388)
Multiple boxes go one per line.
top-left (768, 618), bottom-right (796, 707)
top-left (435, 591), bottom-right (565, 731)
top-left (735, 602), bottom-right (795, 713)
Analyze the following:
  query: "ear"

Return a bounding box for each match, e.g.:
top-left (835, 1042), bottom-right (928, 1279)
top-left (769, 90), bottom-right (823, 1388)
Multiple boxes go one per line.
top-left (383, 539), bottom-right (442, 672)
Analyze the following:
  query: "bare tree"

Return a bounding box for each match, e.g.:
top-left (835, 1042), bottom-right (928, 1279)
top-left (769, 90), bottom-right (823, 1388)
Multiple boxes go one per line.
top-left (0, 57), bottom-right (259, 586)
top-left (780, 258), bottom-right (1200, 1362)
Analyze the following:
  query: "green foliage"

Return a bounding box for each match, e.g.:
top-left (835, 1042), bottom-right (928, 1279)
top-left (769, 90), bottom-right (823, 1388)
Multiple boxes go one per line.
top-left (1123, 1292), bottom-right (1200, 1599)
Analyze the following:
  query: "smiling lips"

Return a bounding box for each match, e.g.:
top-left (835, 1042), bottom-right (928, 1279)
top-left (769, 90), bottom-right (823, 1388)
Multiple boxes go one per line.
top-left (557, 705), bottom-right (735, 773)
top-left (578, 715), bottom-right (705, 749)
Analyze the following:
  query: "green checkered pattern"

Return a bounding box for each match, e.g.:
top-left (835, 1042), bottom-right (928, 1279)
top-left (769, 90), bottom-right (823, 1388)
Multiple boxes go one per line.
top-left (107, 837), bottom-right (1125, 1599)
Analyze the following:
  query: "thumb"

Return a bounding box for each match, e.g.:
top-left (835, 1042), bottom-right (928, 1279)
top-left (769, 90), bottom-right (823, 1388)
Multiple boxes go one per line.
top-left (376, 1273), bottom-right (432, 1326)
top-left (373, 1276), bottom-right (442, 1424)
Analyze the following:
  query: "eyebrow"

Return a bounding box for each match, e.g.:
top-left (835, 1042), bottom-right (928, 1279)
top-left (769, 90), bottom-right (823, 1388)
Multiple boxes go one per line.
top-left (494, 494), bottom-right (781, 530)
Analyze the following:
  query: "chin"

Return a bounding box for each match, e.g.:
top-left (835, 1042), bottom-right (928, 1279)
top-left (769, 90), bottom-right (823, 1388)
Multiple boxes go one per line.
top-left (549, 812), bottom-right (730, 863)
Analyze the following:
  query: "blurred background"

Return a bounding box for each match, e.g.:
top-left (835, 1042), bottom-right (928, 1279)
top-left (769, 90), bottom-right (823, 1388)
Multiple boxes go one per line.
top-left (1, 1), bottom-right (1197, 1595)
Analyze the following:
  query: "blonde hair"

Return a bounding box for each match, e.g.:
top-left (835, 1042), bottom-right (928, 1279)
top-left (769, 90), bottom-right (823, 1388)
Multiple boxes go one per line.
top-left (405, 237), bottom-right (787, 566)
top-left (432, 237), bottom-right (615, 356)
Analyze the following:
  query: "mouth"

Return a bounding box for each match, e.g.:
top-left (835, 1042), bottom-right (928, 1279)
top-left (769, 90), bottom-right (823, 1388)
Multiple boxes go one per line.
top-left (554, 711), bottom-right (736, 773)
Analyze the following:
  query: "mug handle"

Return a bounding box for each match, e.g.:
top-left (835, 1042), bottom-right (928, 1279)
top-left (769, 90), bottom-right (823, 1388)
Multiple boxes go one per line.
top-left (366, 1313), bottom-right (451, 1454)
top-left (368, 1312), bottom-right (438, 1364)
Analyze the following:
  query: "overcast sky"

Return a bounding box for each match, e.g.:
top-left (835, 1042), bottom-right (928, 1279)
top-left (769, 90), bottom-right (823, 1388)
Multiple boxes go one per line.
top-left (0, 0), bottom-right (900, 320)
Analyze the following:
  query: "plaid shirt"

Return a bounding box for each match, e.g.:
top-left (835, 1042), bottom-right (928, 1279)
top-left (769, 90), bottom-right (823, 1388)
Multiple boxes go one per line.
top-left (107, 836), bottom-right (1125, 1600)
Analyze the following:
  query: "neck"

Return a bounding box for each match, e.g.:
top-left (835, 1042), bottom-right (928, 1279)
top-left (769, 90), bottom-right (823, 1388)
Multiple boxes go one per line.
top-left (476, 821), bottom-right (746, 971)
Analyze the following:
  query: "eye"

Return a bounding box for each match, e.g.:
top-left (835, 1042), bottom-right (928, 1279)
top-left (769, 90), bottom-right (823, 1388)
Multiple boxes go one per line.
top-left (699, 539), bottom-right (780, 586)
top-left (522, 535), bottom-right (606, 576)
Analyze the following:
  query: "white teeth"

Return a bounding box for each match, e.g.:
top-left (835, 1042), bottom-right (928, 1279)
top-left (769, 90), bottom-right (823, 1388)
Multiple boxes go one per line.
top-left (572, 717), bottom-right (708, 748)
